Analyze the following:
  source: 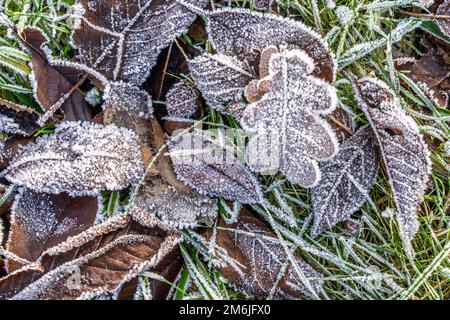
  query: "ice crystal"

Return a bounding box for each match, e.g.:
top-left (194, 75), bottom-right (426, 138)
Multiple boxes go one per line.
top-left (104, 82), bottom-right (153, 119)
top-left (311, 127), bottom-right (379, 237)
top-left (84, 87), bottom-right (102, 106)
top-left (165, 81), bottom-right (198, 119)
top-left (188, 53), bottom-right (254, 118)
top-left (241, 48), bottom-right (338, 187)
top-left (71, 0), bottom-right (208, 85)
top-left (130, 177), bottom-right (217, 229)
top-left (335, 6), bottom-right (354, 26)
top-left (352, 77), bottom-right (431, 240)
top-left (206, 8), bottom-right (336, 82)
top-left (6, 121), bottom-right (144, 196)
top-left (168, 131), bottom-right (263, 203)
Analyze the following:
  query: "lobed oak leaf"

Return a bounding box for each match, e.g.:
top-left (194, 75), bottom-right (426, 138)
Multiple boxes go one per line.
top-left (206, 209), bottom-right (323, 299)
top-left (241, 48), bottom-right (339, 187)
top-left (71, 0), bottom-right (208, 85)
top-left (5, 121), bottom-right (144, 196)
top-left (205, 8), bottom-right (336, 82)
top-left (6, 189), bottom-right (100, 272)
top-left (311, 127), bottom-right (379, 237)
top-left (352, 76), bottom-right (432, 240)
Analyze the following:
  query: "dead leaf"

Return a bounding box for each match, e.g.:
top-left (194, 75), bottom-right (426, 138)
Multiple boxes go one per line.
top-left (5, 121), bottom-right (144, 195)
top-left (436, 0), bottom-right (450, 37)
top-left (130, 177), bottom-right (217, 229)
top-left (0, 98), bottom-right (40, 136)
top-left (206, 8), bottom-right (336, 82)
top-left (19, 28), bottom-right (93, 121)
top-left (168, 131), bottom-right (263, 203)
top-left (102, 82), bottom-right (154, 166)
top-left (189, 53), bottom-right (255, 118)
top-left (241, 47), bottom-right (338, 187)
top-left (395, 48), bottom-right (450, 108)
top-left (352, 76), bottom-right (431, 240)
top-left (311, 127), bottom-right (379, 237)
top-left (206, 208), bottom-right (323, 299)
top-left (72, 0), bottom-right (208, 85)
top-left (0, 213), bottom-right (180, 300)
top-left (6, 189), bottom-right (99, 272)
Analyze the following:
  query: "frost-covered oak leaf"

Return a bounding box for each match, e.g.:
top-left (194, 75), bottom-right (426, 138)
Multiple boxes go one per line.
top-left (0, 99), bottom-right (40, 136)
top-left (5, 121), bottom-right (144, 195)
top-left (130, 177), bottom-right (217, 229)
top-left (311, 127), bottom-right (379, 237)
top-left (206, 8), bottom-right (336, 82)
top-left (208, 209), bottom-right (323, 299)
top-left (352, 77), bottom-right (431, 240)
top-left (188, 53), bottom-right (254, 119)
top-left (6, 189), bottom-right (100, 272)
top-left (71, 0), bottom-right (208, 85)
top-left (241, 48), bottom-right (338, 187)
top-left (168, 131), bottom-right (263, 203)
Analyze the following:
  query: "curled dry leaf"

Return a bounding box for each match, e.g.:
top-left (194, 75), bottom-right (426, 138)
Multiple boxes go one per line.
top-left (311, 127), bottom-right (379, 237)
top-left (188, 53), bottom-right (254, 119)
top-left (206, 8), bottom-right (336, 82)
top-left (0, 214), bottom-right (181, 300)
top-left (19, 28), bottom-right (93, 121)
top-left (206, 209), bottom-right (323, 299)
top-left (71, 0), bottom-right (208, 85)
top-left (352, 77), bottom-right (431, 240)
top-left (0, 99), bottom-right (40, 136)
top-left (5, 121), bottom-right (144, 196)
top-left (241, 48), bottom-right (338, 187)
top-left (6, 189), bottom-right (100, 272)
top-left (130, 177), bottom-right (217, 229)
top-left (168, 131), bottom-right (263, 203)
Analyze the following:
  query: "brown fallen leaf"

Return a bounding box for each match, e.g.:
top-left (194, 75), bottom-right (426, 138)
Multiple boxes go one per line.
top-left (71, 0), bottom-right (208, 86)
top-left (396, 47), bottom-right (450, 108)
top-left (0, 212), bottom-right (181, 300)
top-left (205, 208), bottom-right (323, 299)
top-left (0, 136), bottom-right (29, 170)
top-left (6, 189), bottom-right (99, 272)
top-left (0, 98), bottom-right (40, 136)
top-left (19, 28), bottom-right (93, 121)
